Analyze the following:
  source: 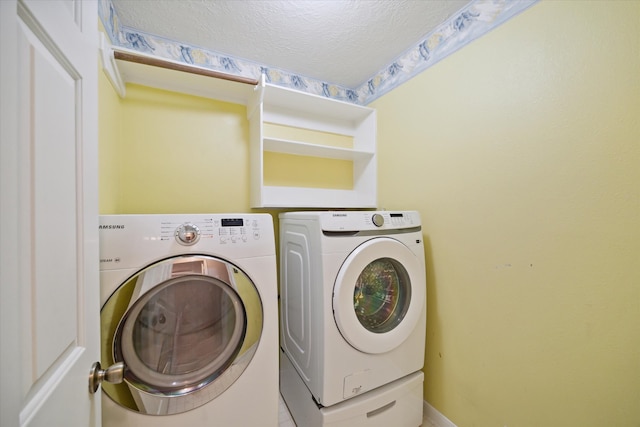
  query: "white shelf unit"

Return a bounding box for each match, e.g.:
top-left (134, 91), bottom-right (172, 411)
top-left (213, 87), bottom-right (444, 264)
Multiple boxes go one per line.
top-left (248, 81), bottom-right (377, 208)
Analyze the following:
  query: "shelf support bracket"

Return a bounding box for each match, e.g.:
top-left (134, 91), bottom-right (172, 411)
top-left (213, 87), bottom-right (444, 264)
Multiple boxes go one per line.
top-left (99, 33), bottom-right (126, 98)
top-left (247, 73), bottom-right (266, 120)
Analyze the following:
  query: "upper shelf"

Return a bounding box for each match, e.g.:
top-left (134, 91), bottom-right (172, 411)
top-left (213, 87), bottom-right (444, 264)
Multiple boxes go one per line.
top-left (259, 82), bottom-right (372, 123)
top-left (100, 36), bottom-right (256, 105)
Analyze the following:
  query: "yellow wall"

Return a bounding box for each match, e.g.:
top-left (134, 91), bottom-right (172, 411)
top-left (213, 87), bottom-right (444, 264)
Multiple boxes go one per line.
top-left (98, 63), bottom-right (123, 214)
top-left (99, 81), bottom-right (250, 214)
top-left (371, 1), bottom-right (639, 426)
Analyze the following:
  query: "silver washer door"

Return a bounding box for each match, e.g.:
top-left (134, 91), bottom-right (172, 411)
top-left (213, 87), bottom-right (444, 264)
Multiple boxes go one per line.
top-left (100, 255), bottom-right (263, 415)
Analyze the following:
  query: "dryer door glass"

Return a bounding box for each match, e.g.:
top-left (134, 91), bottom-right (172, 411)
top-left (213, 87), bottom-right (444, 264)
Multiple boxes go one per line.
top-left (354, 257), bottom-right (411, 333)
top-left (117, 274), bottom-right (245, 391)
top-left (101, 255), bottom-right (263, 415)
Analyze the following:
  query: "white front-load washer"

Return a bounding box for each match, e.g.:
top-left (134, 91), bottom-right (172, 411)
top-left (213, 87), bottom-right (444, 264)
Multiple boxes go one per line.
top-left (279, 210), bottom-right (426, 421)
top-left (98, 214), bottom-right (278, 427)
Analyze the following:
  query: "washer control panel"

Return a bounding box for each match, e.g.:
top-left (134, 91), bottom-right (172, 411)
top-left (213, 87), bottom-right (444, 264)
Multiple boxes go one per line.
top-left (311, 210), bottom-right (421, 232)
top-left (371, 213), bottom-right (385, 227)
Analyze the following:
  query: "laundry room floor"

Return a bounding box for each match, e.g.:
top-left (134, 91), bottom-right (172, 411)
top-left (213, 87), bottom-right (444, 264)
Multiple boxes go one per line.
top-left (278, 395), bottom-right (436, 427)
top-left (278, 395), bottom-right (295, 427)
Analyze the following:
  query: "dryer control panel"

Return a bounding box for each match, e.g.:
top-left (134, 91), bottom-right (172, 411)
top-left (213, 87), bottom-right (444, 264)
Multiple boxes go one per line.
top-left (168, 217), bottom-right (263, 245)
top-left (99, 214), bottom-right (275, 271)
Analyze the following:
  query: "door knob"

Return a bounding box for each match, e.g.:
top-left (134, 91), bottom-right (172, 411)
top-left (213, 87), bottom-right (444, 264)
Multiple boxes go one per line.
top-left (88, 361), bottom-right (124, 394)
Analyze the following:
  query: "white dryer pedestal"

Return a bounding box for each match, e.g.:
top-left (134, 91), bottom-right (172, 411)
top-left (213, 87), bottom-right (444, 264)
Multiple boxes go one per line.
top-left (280, 351), bottom-right (424, 427)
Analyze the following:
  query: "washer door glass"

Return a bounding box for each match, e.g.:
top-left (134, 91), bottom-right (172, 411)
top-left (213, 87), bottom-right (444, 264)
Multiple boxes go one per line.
top-left (100, 255), bottom-right (263, 415)
top-left (353, 257), bottom-right (411, 333)
top-left (333, 238), bottom-right (425, 354)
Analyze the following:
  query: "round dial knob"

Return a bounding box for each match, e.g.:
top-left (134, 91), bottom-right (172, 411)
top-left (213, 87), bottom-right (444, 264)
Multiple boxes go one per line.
top-left (372, 213), bottom-right (384, 227)
top-left (175, 223), bottom-right (200, 245)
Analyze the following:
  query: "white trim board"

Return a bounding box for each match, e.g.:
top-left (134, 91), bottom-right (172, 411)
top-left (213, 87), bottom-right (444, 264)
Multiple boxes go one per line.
top-left (424, 401), bottom-right (458, 427)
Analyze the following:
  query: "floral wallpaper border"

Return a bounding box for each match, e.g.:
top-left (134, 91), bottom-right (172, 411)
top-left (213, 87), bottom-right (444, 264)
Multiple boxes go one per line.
top-left (99, 0), bottom-right (538, 105)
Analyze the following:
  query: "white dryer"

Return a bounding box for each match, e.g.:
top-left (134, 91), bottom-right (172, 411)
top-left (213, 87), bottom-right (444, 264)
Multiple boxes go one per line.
top-left (279, 210), bottom-right (426, 423)
top-left (98, 214), bottom-right (278, 427)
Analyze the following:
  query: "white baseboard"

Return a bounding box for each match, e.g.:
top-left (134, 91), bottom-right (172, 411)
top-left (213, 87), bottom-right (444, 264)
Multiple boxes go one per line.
top-left (423, 400), bottom-right (457, 427)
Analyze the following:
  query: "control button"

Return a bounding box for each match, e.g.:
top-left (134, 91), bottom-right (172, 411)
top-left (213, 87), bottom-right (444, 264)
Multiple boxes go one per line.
top-left (175, 223), bottom-right (201, 245)
top-left (372, 214), bottom-right (384, 227)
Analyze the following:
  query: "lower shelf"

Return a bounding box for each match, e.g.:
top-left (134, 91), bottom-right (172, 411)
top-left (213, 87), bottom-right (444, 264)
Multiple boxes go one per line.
top-left (251, 186), bottom-right (376, 208)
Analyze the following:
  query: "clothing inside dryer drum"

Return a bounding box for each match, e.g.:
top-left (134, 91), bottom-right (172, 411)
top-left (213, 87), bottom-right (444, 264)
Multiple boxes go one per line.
top-left (353, 257), bottom-right (411, 333)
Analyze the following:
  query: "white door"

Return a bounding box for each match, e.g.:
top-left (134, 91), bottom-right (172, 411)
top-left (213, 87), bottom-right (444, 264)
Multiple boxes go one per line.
top-left (0, 1), bottom-right (100, 426)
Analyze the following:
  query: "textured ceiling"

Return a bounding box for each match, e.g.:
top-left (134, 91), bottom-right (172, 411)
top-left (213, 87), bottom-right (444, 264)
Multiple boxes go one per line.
top-left (110, 0), bottom-right (471, 88)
